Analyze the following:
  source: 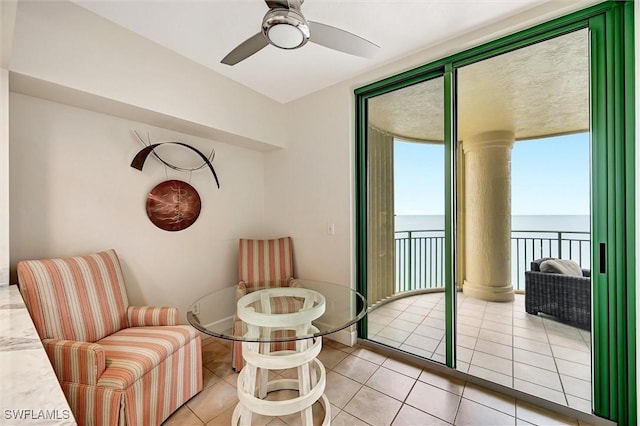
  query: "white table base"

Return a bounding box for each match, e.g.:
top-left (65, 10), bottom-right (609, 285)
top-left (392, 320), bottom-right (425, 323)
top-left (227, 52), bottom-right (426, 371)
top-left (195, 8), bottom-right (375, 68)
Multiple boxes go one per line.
top-left (232, 342), bottom-right (330, 426)
top-left (233, 288), bottom-right (330, 425)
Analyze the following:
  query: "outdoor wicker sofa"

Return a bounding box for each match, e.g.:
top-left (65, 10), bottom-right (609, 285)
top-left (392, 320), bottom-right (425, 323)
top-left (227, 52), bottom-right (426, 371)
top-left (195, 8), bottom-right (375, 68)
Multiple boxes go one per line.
top-left (524, 257), bottom-right (591, 330)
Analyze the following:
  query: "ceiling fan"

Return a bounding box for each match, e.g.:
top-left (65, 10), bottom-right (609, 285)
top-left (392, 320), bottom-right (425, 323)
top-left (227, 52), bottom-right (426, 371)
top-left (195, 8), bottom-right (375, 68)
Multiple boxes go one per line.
top-left (221, 0), bottom-right (379, 66)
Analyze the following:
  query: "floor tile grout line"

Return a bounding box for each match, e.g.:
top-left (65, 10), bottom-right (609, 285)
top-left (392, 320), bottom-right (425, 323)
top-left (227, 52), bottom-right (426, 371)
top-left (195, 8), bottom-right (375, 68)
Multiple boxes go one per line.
top-left (460, 384), bottom-right (519, 419)
top-left (543, 316), bottom-right (572, 408)
top-left (451, 386), bottom-right (471, 426)
top-left (332, 361), bottom-right (375, 422)
top-left (186, 404), bottom-right (206, 426)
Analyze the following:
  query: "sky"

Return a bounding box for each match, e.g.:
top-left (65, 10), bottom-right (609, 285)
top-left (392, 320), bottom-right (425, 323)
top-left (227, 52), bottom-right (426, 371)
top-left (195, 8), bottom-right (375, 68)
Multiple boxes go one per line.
top-left (393, 132), bottom-right (590, 216)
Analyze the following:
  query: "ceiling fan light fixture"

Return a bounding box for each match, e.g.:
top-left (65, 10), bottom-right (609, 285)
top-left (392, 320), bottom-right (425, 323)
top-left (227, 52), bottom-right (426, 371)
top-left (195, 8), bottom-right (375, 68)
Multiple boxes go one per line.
top-left (268, 24), bottom-right (304, 49)
top-left (262, 8), bottom-right (310, 49)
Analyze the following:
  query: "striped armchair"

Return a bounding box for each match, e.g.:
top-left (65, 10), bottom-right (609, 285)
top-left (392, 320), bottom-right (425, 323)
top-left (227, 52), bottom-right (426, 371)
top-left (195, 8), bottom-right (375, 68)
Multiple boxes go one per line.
top-left (232, 237), bottom-right (299, 371)
top-left (17, 250), bottom-right (202, 426)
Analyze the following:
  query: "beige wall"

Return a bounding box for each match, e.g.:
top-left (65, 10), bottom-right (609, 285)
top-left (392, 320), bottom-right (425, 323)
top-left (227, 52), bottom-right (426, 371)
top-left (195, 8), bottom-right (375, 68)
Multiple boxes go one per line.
top-left (263, 86), bottom-right (354, 284)
top-left (9, 0), bottom-right (286, 150)
top-left (5, 0), bottom-right (286, 316)
top-left (9, 93), bottom-right (266, 318)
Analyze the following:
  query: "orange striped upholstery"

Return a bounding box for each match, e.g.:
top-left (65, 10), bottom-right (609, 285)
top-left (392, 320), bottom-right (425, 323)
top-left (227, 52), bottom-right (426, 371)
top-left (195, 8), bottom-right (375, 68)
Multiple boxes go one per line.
top-left (17, 250), bottom-right (203, 426)
top-left (61, 384), bottom-right (122, 426)
top-left (43, 339), bottom-right (106, 385)
top-left (97, 326), bottom-right (197, 389)
top-left (233, 238), bottom-right (297, 371)
top-left (238, 237), bottom-right (294, 285)
top-left (18, 250), bottom-right (129, 342)
top-left (127, 306), bottom-right (179, 327)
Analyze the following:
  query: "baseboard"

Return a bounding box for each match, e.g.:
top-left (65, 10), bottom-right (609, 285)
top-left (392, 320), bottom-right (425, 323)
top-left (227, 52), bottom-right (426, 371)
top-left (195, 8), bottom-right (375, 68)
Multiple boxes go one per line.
top-left (202, 315), bottom-right (233, 334)
top-left (323, 327), bottom-right (357, 347)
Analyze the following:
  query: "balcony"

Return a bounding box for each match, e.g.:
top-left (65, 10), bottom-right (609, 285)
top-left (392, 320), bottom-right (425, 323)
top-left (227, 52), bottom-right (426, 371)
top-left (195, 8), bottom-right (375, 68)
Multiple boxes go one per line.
top-left (373, 229), bottom-right (593, 411)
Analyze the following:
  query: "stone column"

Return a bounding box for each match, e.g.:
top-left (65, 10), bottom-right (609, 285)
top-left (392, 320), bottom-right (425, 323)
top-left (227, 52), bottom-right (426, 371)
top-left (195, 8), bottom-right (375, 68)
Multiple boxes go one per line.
top-left (462, 130), bottom-right (515, 302)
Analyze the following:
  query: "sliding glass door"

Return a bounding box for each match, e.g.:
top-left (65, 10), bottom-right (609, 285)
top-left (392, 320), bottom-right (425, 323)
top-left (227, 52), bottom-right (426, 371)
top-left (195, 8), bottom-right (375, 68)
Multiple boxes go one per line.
top-left (355, 2), bottom-right (634, 424)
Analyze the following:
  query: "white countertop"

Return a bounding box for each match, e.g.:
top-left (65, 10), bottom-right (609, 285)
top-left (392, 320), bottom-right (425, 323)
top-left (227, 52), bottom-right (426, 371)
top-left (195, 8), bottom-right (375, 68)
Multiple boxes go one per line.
top-left (0, 285), bottom-right (76, 425)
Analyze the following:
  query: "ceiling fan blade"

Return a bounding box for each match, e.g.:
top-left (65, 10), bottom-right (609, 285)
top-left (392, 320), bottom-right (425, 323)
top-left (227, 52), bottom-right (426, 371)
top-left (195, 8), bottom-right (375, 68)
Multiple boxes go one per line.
top-left (308, 21), bottom-right (378, 58)
top-left (221, 32), bottom-right (269, 65)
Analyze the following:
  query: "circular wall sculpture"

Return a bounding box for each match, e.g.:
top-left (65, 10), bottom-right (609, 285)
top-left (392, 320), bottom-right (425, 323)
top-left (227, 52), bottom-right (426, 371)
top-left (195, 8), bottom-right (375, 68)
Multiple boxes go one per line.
top-left (146, 180), bottom-right (201, 231)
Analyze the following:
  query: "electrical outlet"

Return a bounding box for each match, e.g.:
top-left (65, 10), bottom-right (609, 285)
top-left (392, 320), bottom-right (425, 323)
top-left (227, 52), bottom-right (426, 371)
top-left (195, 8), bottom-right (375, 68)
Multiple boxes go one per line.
top-left (191, 303), bottom-right (200, 315)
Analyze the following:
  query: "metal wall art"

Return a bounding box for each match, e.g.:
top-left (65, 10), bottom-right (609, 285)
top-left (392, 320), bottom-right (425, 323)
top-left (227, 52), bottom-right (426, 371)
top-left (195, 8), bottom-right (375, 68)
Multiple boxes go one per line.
top-left (146, 180), bottom-right (201, 231)
top-left (130, 131), bottom-right (220, 231)
top-left (130, 131), bottom-right (220, 188)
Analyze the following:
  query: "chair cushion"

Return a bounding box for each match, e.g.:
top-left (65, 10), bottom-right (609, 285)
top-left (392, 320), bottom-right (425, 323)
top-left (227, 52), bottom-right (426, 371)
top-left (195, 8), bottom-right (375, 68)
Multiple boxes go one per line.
top-left (540, 259), bottom-right (583, 277)
top-left (96, 325), bottom-right (198, 389)
top-left (238, 238), bottom-right (294, 284)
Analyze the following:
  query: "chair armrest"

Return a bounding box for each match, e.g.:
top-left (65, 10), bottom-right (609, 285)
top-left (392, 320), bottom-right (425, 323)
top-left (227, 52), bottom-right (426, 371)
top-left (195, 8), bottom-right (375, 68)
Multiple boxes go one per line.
top-left (127, 306), bottom-right (179, 327)
top-left (42, 339), bottom-right (105, 385)
top-left (525, 270), bottom-right (591, 285)
top-left (582, 269), bottom-right (591, 278)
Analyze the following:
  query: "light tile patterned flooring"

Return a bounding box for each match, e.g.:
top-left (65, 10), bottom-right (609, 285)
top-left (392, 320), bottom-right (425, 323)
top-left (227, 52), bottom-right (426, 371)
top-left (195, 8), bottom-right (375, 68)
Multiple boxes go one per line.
top-left (368, 292), bottom-right (592, 413)
top-left (163, 329), bottom-right (593, 426)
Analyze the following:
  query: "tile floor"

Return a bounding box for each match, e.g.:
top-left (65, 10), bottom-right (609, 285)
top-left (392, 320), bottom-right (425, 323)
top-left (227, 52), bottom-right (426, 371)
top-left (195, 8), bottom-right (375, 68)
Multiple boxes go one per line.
top-left (367, 292), bottom-right (592, 413)
top-left (162, 331), bottom-right (593, 426)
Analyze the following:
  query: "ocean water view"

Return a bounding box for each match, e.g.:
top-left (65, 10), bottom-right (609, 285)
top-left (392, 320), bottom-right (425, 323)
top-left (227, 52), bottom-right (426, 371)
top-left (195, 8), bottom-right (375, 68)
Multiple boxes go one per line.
top-left (393, 215), bottom-right (591, 291)
top-left (395, 214), bottom-right (590, 232)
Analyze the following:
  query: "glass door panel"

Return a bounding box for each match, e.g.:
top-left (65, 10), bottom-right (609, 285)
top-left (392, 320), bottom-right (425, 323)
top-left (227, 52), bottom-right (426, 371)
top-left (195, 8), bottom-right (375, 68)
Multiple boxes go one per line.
top-left (365, 76), bottom-right (448, 364)
top-left (455, 28), bottom-right (592, 412)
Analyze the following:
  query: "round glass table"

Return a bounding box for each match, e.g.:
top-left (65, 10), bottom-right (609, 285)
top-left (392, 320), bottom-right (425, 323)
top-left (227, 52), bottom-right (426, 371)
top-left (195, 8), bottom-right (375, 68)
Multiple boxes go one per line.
top-left (187, 280), bottom-right (367, 426)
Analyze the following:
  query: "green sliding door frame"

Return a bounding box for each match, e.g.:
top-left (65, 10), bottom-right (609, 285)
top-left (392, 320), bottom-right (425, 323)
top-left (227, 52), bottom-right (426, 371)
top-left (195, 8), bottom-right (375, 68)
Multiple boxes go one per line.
top-left (444, 63), bottom-right (456, 368)
top-left (354, 1), bottom-right (635, 424)
top-left (589, 3), bottom-right (636, 423)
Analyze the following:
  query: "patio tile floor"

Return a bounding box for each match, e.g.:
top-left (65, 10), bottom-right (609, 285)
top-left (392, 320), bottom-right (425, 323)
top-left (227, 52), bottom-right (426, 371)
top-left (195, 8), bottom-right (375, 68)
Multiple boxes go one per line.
top-left (367, 292), bottom-right (593, 414)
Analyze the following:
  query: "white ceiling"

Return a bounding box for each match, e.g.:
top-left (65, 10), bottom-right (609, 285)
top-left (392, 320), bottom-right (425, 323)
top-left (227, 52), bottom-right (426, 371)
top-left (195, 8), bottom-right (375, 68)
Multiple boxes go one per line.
top-left (70, 0), bottom-right (586, 104)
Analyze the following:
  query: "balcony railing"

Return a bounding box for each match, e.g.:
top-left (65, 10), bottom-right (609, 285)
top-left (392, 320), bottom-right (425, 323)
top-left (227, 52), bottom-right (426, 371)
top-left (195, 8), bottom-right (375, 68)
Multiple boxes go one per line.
top-left (395, 230), bottom-right (445, 293)
top-left (395, 229), bottom-right (591, 292)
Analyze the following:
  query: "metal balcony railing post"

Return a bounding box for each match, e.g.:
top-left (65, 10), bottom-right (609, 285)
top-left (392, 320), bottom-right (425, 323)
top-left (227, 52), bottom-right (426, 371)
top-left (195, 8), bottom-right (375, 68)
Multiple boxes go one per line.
top-left (558, 231), bottom-right (563, 259)
top-left (408, 231), bottom-right (413, 290)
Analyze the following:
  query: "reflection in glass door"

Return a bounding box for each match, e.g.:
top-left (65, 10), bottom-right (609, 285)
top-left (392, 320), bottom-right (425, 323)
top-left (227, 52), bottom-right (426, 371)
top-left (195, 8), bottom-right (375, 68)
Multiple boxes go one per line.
top-left (365, 76), bottom-right (449, 364)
